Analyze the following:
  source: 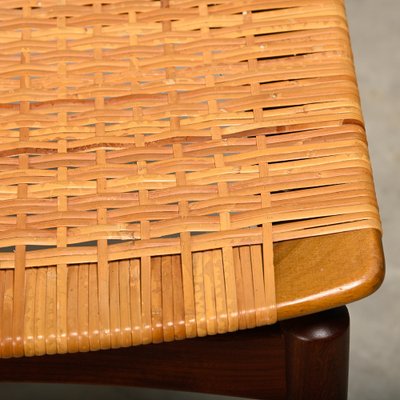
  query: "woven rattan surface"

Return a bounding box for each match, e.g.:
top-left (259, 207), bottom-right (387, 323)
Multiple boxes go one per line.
top-left (0, 0), bottom-right (381, 357)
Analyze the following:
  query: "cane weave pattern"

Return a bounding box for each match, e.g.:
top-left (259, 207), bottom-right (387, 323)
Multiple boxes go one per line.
top-left (0, 0), bottom-right (380, 357)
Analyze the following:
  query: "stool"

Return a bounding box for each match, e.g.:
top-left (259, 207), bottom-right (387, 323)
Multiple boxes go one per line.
top-left (0, 0), bottom-right (384, 399)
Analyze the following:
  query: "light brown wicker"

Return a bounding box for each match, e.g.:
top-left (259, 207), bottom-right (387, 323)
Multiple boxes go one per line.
top-left (0, 0), bottom-right (381, 357)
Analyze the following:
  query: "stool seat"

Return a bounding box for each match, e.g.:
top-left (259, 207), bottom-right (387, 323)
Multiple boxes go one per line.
top-left (0, 0), bottom-right (383, 358)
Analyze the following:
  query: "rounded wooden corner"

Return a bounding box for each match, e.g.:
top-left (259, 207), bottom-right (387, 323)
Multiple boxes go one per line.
top-left (274, 228), bottom-right (385, 320)
top-left (280, 306), bottom-right (350, 343)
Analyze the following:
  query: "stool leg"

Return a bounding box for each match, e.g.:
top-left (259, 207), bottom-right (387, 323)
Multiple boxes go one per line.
top-left (281, 307), bottom-right (350, 400)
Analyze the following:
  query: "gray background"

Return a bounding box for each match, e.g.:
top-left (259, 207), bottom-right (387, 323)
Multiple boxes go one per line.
top-left (1, 0), bottom-right (398, 398)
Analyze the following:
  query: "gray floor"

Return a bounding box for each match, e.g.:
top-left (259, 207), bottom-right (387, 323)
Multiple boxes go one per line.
top-left (1, 0), bottom-right (398, 398)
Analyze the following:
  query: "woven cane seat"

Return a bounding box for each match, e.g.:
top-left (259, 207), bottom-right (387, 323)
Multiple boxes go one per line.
top-left (0, 0), bottom-right (383, 357)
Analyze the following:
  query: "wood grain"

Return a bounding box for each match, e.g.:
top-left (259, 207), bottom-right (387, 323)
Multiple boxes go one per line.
top-left (275, 228), bottom-right (384, 320)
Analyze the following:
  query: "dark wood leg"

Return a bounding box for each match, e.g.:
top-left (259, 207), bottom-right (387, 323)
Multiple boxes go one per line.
top-left (281, 307), bottom-right (350, 400)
